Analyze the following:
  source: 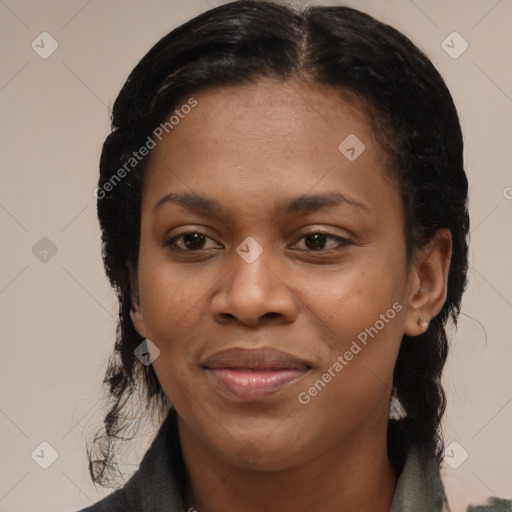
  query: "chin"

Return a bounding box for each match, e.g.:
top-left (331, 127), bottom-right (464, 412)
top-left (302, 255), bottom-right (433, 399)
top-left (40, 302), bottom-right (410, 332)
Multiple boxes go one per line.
top-left (227, 443), bottom-right (304, 472)
top-left (207, 427), bottom-right (309, 472)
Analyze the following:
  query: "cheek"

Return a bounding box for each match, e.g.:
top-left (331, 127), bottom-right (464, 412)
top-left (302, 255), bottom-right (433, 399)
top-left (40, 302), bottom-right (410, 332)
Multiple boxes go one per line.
top-left (137, 255), bottom-right (210, 359)
top-left (138, 265), bottom-right (208, 407)
top-left (289, 257), bottom-right (406, 413)
top-left (292, 256), bottom-right (406, 342)
top-left (296, 290), bottom-right (404, 429)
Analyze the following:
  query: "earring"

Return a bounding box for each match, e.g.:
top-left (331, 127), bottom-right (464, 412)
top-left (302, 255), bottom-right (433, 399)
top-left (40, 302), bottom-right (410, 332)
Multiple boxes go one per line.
top-left (419, 317), bottom-right (429, 332)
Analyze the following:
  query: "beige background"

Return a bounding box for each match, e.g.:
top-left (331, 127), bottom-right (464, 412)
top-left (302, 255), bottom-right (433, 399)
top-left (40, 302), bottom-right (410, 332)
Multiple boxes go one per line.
top-left (0, 0), bottom-right (511, 510)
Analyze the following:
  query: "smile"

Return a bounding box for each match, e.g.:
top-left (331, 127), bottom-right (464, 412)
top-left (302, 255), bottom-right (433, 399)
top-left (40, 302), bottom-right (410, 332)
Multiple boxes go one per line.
top-left (203, 347), bottom-right (312, 401)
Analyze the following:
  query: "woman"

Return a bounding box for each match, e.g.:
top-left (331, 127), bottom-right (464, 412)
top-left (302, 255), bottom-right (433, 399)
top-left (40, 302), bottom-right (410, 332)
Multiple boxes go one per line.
top-left (79, 1), bottom-right (505, 510)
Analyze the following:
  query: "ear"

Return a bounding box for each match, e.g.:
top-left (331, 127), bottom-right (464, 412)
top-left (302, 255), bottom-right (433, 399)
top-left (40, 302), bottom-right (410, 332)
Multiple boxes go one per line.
top-left (403, 228), bottom-right (452, 337)
top-left (128, 263), bottom-right (147, 339)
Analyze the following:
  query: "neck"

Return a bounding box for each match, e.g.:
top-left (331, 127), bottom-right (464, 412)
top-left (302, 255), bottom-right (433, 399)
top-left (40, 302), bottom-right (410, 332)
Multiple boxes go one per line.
top-left (179, 420), bottom-right (397, 512)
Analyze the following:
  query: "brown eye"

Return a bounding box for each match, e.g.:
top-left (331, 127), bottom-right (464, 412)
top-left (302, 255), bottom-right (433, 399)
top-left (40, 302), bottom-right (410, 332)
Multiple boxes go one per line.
top-left (294, 231), bottom-right (353, 252)
top-left (165, 232), bottom-right (219, 251)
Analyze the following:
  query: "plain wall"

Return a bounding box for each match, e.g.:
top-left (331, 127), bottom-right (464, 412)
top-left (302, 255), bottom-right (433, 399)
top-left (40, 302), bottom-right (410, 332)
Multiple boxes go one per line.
top-left (1, 0), bottom-right (511, 510)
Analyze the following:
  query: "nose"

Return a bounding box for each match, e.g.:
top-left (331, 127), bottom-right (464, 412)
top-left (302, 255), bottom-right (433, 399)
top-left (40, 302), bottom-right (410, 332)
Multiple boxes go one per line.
top-left (209, 244), bottom-right (298, 327)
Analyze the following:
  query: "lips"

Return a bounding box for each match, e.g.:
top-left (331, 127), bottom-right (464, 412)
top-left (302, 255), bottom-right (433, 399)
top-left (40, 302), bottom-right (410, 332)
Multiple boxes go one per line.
top-left (203, 347), bottom-right (311, 401)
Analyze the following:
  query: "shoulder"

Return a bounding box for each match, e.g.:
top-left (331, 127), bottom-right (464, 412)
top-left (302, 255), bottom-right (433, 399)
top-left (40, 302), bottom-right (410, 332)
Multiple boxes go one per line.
top-left (74, 408), bottom-right (186, 512)
top-left (75, 487), bottom-right (129, 512)
top-left (387, 420), bottom-right (512, 512)
top-left (467, 497), bottom-right (512, 511)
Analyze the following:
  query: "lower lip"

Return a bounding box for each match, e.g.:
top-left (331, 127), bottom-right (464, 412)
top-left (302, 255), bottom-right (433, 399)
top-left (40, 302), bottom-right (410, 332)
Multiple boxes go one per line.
top-left (207, 368), bottom-right (308, 400)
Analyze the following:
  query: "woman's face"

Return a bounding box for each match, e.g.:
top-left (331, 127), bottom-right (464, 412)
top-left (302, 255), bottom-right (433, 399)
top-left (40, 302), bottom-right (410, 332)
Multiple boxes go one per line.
top-left (131, 79), bottom-right (424, 470)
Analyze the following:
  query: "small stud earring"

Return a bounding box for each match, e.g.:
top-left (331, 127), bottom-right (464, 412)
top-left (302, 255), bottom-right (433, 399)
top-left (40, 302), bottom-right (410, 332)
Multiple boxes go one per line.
top-left (419, 317), bottom-right (429, 331)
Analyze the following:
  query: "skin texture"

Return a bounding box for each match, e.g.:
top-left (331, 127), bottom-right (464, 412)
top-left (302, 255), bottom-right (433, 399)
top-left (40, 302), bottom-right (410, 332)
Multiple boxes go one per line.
top-left (130, 79), bottom-right (452, 512)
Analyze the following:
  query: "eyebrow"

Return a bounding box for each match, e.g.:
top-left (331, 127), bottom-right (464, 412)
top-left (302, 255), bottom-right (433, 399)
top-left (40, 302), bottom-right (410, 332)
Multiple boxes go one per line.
top-left (281, 192), bottom-right (369, 213)
top-left (153, 191), bottom-right (369, 215)
top-left (153, 192), bottom-right (224, 214)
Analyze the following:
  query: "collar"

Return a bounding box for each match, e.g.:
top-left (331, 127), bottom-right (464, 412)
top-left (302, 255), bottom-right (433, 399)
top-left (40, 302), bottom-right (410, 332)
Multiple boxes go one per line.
top-left (389, 441), bottom-right (448, 512)
top-left (123, 408), bottom-right (185, 511)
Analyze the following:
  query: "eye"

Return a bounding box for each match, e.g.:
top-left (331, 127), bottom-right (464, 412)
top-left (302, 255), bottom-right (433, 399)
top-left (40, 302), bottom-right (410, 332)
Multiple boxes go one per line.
top-left (165, 231), bottom-right (221, 251)
top-left (292, 231), bottom-right (353, 252)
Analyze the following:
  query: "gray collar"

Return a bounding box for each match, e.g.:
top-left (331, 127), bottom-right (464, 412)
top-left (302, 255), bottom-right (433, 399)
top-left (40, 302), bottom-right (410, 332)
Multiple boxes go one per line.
top-left (389, 441), bottom-right (447, 512)
top-left (124, 409), bottom-right (185, 511)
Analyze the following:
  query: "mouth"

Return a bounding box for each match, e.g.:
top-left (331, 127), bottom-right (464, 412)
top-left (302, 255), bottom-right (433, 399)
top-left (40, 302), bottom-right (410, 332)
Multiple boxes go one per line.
top-left (202, 347), bottom-right (312, 401)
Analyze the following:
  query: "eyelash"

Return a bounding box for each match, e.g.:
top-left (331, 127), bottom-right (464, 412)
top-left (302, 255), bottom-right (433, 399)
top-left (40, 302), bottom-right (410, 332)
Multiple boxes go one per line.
top-left (164, 230), bottom-right (353, 255)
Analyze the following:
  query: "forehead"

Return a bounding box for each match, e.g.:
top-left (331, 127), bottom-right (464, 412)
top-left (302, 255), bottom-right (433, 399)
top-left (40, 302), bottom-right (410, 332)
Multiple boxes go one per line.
top-left (159, 79), bottom-right (378, 158)
top-left (142, 79), bottom-right (398, 216)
